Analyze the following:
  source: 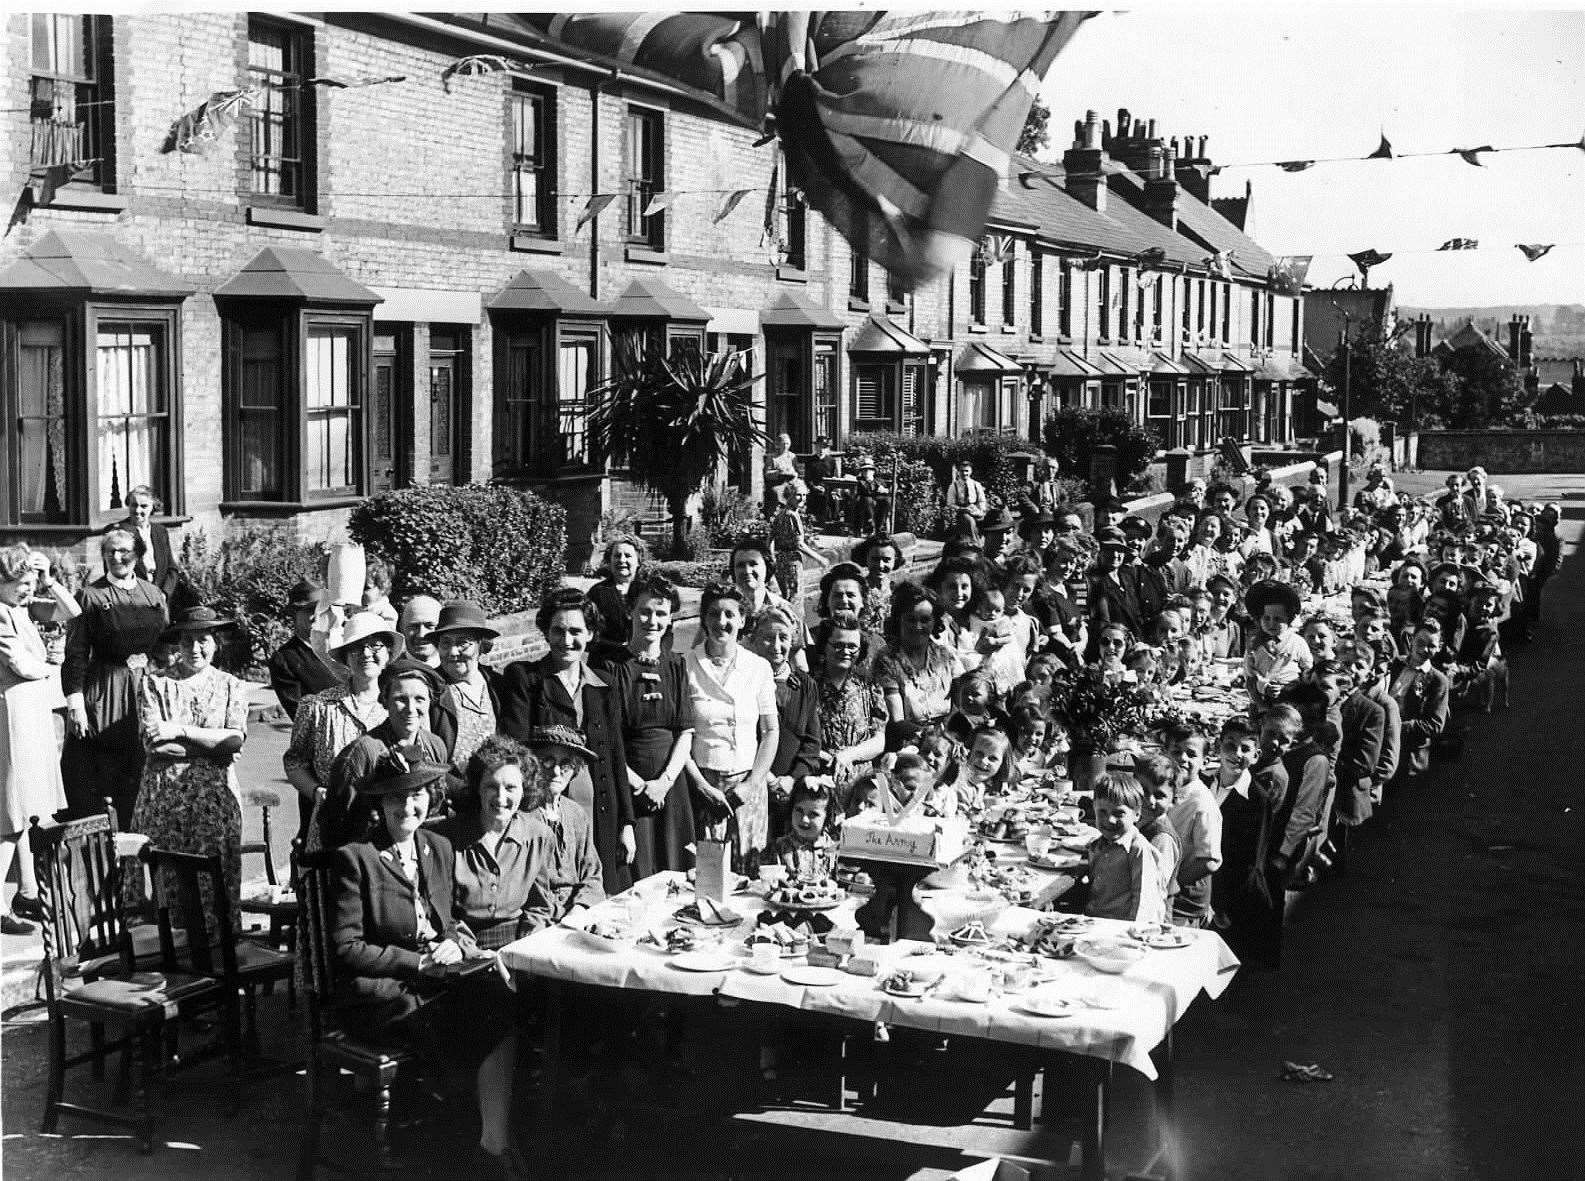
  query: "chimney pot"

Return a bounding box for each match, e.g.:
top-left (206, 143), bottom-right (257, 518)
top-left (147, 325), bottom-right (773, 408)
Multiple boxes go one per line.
top-left (1118, 108), bottom-right (1130, 137)
top-left (1199, 135), bottom-right (1208, 156)
top-left (1147, 118), bottom-right (1157, 138)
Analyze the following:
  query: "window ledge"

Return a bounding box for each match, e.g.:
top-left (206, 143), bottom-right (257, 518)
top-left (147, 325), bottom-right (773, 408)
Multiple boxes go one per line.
top-left (885, 300), bottom-right (907, 316)
top-left (624, 246), bottom-right (668, 265)
top-left (221, 496), bottom-right (362, 515)
top-left (1000, 325), bottom-right (1017, 335)
top-left (246, 207), bottom-right (325, 232)
top-left (41, 188), bottom-right (128, 214)
top-left (967, 322), bottom-right (988, 334)
top-left (510, 234), bottom-right (562, 255)
top-left (1, 523), bottom-right (101, 538)
top-left (847, 297), bottom-right (870, 313)
top-left (776, 266), bottom-right (808, 284)
top-left (1029, 334), bottom-right (1045, 344)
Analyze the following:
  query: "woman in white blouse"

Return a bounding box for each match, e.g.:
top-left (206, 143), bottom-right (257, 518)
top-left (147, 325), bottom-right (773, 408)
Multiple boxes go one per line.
top-left (683, 583), bottom-right (779, 870)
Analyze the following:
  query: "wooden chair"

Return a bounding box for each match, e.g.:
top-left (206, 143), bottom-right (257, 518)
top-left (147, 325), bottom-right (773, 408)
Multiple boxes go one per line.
top-left (141, 846), bottom-right (296, 1061)
top-left (238, 785), bottom-right (299, 1004)
top-left (295, 843), bottom-right (413, 1180)
top-left (30, 806), bottom-right (223, 1154)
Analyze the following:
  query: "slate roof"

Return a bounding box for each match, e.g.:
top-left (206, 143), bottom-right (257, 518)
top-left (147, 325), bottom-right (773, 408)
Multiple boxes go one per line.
top-left (0, 230), bottom-right (195, 298)
top-left (214, 246), bottom-right (380, 304)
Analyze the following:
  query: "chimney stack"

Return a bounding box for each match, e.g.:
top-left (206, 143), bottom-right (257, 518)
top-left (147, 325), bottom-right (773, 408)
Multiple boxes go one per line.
top-left (1178, 131), bottom-right (1214, 204)
top-left (1064, 109), bottom-right (1108, 212)
top-left (1143, 146), bottom-right (1180, 231)
top-left (1508, 314), bottom-right (1524, 364)
top-left (1414, 314), bottom-right (1433, 358)
top-left (1520, 316), bottom-right (1534, 368)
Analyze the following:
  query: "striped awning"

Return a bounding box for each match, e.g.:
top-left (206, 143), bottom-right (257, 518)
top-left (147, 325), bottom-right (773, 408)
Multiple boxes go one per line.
top-left (465, 12), bottom-right (1095, 290)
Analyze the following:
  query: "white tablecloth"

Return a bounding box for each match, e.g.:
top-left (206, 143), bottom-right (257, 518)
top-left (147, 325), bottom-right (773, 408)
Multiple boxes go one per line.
top-left (499, 873), bottom-right (1239, 1081)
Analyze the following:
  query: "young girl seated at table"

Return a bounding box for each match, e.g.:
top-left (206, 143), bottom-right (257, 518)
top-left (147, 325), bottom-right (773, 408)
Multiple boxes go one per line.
top-left (939, 725), bottom-right (1016, 814)
top-left (1131, 754), bottom-right (1183, 913)
top-left (1023, 653), bottom-right (1064, 706)
top-left (1084, 773), bottom-right (1168, 924)
top-left (1243, 582), bottom-right (1312, 706)
top-left (1009, 705), bottom-right (1056, 782)
top-left (770, 780), bottom-right (839, 880)
top-left (1157, 724), bottom-right (1223, 928)
top-left (943, 669), bottom-right (1007, 748)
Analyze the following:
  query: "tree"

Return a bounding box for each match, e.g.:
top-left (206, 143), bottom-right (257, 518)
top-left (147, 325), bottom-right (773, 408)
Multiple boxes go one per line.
top-left (1321, 326), bottom-right (1454, 430)
top-left (1438, 346), bottom-right (1530, 428)
top-left (1017, 96), bottom-right (1051, 157)
top-left (585, 334), bottom-right (766, 556)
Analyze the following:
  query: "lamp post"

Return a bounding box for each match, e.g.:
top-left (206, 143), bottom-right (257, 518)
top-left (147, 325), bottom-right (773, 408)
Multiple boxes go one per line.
top-left (1325, 289), bottom-right (1354, 512)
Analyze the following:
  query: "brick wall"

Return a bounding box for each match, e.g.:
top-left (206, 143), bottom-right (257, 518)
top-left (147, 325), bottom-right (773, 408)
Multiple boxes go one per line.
top-left (1417, 430), bottom-right (1585, 474)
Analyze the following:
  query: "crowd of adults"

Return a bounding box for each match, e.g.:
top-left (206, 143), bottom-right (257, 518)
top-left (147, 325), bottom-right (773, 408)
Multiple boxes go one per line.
top-left (0, 462), bottom-right (1563, 1174)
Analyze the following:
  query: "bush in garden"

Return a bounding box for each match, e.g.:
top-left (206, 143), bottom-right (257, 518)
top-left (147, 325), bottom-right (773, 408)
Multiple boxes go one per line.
top-left (349, 484), bottom-right (567, 617)
top-left (1042, 408), bottom-right (1159, 490)
top-left (847, 431), bottom-right (1030, 516)
top-left (178, 524), bottom-right (329, 675)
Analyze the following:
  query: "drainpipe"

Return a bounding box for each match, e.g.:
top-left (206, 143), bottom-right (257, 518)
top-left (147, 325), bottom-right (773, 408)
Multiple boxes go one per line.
top-left (588, 69), bottom-right (618, 301)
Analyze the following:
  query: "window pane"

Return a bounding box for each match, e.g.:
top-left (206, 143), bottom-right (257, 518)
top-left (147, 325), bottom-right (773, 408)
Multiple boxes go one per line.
top-left (16, 321), bottom-right (69, 520)
top-left (248, 21), bottom-right (303, 202)
top-left (305, 325), bottom-right (359, 492)
top-left (95, 322), bottom-right (166, 512)
top-left (557, 341), bottom-right (592, 464)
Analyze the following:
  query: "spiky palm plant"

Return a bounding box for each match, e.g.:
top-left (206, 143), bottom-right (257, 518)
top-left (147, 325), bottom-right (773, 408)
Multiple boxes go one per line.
top-left (585, 332), bottom-right (767, 556)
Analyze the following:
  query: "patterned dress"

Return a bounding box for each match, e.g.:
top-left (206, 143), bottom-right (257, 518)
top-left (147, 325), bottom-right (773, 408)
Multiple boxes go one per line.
top-left (770, 507), bottom-right (808, 602)
top-left (286, 685), bottom-right (387, 850)
top-left (816, 673), bottom-right (887, 794)
top-left (126, 666), bottom-right (250, 925)
top-left (874, 641), bottom-right (962, 723)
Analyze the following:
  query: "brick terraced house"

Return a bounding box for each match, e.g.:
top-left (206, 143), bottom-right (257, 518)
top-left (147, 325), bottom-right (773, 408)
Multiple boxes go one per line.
top-left (2, 13), bottom-right (1308, 563)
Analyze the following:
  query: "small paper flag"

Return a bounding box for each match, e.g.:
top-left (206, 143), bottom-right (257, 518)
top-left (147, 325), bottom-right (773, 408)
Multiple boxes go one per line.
top-left (307, 74), bottom-right (406, 89)
top-left (1268, 256), bottom-right (1312, 295)
top-left (1368, 134), bottom-right (1394, 160)
top-left (1134, 247), bottom-right (1167, 268)
top-left (642, 191), bottom-right (677, 217)
top-left (574, 193), bottom-right (616, 233)
top-left (1452, 145), bottom-right (1493, 167)
top-left (1516, 244), bottom-right (1554, 262)
top-left (1277, 160), bottom-right (1314, 173)
top-left (1437, 238), bottom-right (1478, 251)
top-left (1349, 249), bottom-right (1392, 276)
top-left (713, 188), bottom-right (752, 224)
top-left (440, 54), bottom-right (522, 93)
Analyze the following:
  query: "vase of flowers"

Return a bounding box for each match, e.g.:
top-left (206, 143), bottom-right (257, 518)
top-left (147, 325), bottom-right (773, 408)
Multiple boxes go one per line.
top-left (1050, 667), bottom-right (1158, 789)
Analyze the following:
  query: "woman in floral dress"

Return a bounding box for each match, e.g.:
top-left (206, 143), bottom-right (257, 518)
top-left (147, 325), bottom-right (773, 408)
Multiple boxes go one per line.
top-left (874, 583), bottom-right (964, 725)
top-left (812, 612), bottom-right (887, 800)
top-left (127, 606), bottom-right (249, 922)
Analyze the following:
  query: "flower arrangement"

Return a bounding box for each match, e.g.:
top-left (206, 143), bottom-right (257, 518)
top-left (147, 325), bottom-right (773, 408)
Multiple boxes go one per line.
top-left (1048, 666), bottom-right (1161, 752)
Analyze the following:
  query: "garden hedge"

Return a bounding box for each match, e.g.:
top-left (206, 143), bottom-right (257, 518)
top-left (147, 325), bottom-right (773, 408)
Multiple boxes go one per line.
top-left (349, 484), bottom-right (567, 617)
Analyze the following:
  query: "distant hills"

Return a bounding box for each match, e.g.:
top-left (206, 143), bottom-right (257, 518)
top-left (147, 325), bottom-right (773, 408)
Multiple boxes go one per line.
top-left (1397, 303), bottom-right (1585, 357)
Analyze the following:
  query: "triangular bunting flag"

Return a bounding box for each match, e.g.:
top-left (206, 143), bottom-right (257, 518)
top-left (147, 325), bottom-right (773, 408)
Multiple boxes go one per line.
top-left (1368, 134), bottom-right (1394, 159)
top-left (1135, 247), bottom-right (1167, 268)
top-left (440, 54), bottom-right (523, 93)
top-left (988, 234), bottom-right (1015, 264)
top-left (1348, 249), bottom-right (1392, 279)
top-left (1453, 145), bottom-right (1493, 167)
top-left (1277, 160), bottom-right (1314, 173)
top-left (29, 159), bottom-right (96, 206)
top-left (1516, 243), bottom-right (1554, 262)
top-left (307, 74), bottom-right (406, 89)
top-left (574, 193), bottom-right (616, 234)
top-left (713, 188), bottom-right (752, 225)
top-left (642, 191), bottom-right (677, 217)
top-left (162, 88), bottom-right (258, 154)
top-left (1203, 251), bottom-right (1233, 279)
top-left (1267, 256), bottom-right (1312, 296)
top-left (1136, 269), bottom-right (1161, 291)
top-left (1437, 238), bottom-right (1478, 251)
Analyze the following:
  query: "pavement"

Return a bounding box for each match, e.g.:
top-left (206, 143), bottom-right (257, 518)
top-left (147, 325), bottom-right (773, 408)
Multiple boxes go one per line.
top-left (4, 473), bottom-right (1583, 1178)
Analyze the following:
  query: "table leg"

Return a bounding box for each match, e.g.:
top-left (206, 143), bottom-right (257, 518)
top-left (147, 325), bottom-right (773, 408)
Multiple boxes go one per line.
top-left (1156, 1025), bottom-right (1178, 1181)
top-left (536, 978), bottom-right (562, 1136)
top-left (1080, 1057), bottom-right (1111, 1181)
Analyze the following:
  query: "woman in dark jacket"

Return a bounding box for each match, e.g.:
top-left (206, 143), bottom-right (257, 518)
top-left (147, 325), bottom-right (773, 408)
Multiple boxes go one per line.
top-left (747, 604), bottom-right (821, 843)
top-left (497, 588), bottom-right (635, 892)
top-left (585, 533), bottom-right (648, 658)
top-left (591, 575), bottom-right (696, 873)
top-left (329, 750), bottom-right (523, 1177)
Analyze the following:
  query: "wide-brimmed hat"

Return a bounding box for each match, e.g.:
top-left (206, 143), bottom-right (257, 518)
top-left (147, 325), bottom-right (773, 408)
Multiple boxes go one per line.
top-left (357, 741), bottom-right (451, 797)
top-left (980, 507), bottom-right (1018, 534)
top-left (431, 600), bottom-right (499, 641)
top-left (528, 725), bottom-right (597, 764)
top-left (1094, 526), bottom-right (1130, 552)
top-left (333, 612), bottom-right (404, 659)
top-left (286, 578), bottom-right (324, 610)
top-left (1244, 580), bottom-right (1302, 621)
top-left (166, 606), bottom-right (236, 635)
top-left (1118, 514), bottom-right (1153, 540)
top-left (1018, 509), bottom-right (1056, 536)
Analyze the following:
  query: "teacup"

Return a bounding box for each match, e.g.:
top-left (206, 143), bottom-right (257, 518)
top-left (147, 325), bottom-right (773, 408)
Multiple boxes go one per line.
top-left (1024, 828), bottom-right (1053, 859)
top-left (758, 864), bottom-right (787, 888)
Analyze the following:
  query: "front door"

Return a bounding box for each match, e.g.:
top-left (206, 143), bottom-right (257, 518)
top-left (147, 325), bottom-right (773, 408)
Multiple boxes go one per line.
top-left (370, 330), bottom-right (405, 495)
top-left (427, 329), bottom-right (463, 485)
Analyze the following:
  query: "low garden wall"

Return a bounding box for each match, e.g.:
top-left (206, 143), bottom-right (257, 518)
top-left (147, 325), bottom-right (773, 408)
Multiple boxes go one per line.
top-left (1415, 430), bottom-right (1585, 473)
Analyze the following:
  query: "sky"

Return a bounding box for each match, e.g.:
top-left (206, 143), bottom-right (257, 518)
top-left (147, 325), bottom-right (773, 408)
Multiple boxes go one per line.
top-left (1037, 6), bottom-right (1585, 307)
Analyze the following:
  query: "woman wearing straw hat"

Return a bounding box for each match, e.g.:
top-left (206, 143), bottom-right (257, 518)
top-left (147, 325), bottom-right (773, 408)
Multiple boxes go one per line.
top-left (329, 745), bottom-right (524, 1178)
top-left (125, 605), bottom-right (250, 923)
top-left (285, 611), bottom-right (402, 844)
top-left (428, 601), bottom-right (504, 777)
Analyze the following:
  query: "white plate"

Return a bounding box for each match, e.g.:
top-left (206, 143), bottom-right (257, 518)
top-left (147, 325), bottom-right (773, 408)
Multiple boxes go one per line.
top-left (1141, 929), bottom-right (1193, 950)
top-left (1013, 992), bottom-right (1074, 1018)
top-left (781, 965), bottom-right (844, 987)
top-left (1027, 854), bottom-right (1085, 872)
top-left (738, 955), bottom-right (784, 975)
top-left (670, 951), bottom-right (737, 973)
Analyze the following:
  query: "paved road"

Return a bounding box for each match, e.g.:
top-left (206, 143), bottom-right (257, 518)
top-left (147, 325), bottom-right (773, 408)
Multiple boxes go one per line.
top-left (4, 471), bottom-right (1582, 1179)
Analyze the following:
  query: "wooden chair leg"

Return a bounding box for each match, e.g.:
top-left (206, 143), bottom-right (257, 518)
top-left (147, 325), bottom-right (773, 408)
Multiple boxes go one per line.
top-left (41, 1015), bottom-right (66, 1134)
top-left (373, 1067), bottom-right (397, 1171)
top-left (132, 1026), bottom-right (155, 1155)
top-left (89, 1022), bottom-right (107, 1080)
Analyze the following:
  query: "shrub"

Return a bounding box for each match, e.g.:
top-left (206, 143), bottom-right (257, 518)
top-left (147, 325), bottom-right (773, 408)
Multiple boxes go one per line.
top-left (699, 484), bottom-right (764, 549)
top-left (1042, 408), bottom-right (1159, 490)
top-left (846, 432), bottom-right (1030, 512)
top-left (349, 484), bottom-right (567, 617)
top-left (649, 558), bottom-right (721, 588)
top-left (178, 524), bottom-right (329, 675)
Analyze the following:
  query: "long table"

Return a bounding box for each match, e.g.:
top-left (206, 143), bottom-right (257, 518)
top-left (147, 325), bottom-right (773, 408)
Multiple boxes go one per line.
top-left (500, 872), bottom-right (1239, 1178)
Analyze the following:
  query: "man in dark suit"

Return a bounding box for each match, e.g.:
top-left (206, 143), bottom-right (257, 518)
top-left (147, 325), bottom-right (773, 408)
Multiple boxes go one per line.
top-left (268, 578), bottom-right (347, 720)
top-left (1390, 623), bottom-right (1450, 783)
top-left (117, 485), bottom-right (182, 599)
